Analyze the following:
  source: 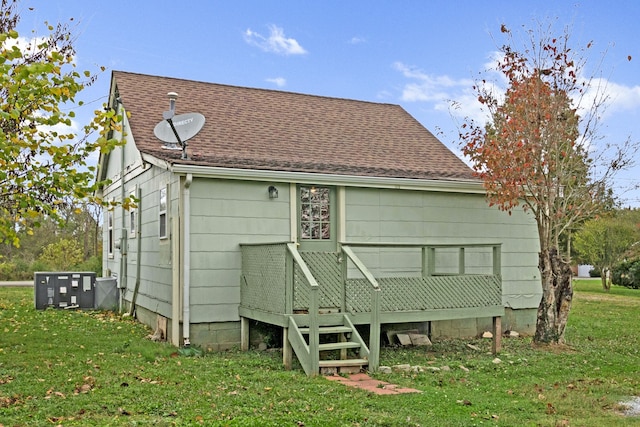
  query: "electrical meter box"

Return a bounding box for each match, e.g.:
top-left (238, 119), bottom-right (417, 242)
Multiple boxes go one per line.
top-left (34, 272), bottom-right (96, 310)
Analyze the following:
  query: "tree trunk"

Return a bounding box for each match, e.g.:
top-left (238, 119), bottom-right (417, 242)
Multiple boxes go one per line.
top-left (601, 268), bottom-right (611, 292)
top-left (534, 247), bottom-right (573, 344)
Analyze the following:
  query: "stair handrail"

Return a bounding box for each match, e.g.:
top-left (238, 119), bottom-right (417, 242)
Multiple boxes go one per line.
top-left (340, 245), bottom-right (380, 371)
top-left (286, 243), bottom-right (320, 375)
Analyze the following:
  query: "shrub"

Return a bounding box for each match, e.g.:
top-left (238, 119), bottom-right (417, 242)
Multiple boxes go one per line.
top-left (0, 259), bottom-right (44, 281)
top-left (75, 255), bottom-right (102, 275)
top-left (612, 259), bottom-right (640, 289)
top-left (38, 238), bottom-right (83, 271)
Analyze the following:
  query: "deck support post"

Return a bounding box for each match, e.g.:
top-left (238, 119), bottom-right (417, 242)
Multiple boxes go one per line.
top-left (240, 316), bottom-right (249, 351)
top-left (368, 288), bottom-right (381, 372)
top-left (283, 327), bottom-right (293, 370)
top-left (492, 316), bottom-right (502, 354)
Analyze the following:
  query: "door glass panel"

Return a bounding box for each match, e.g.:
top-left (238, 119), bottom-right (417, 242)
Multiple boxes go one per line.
top-left (300, 186), bottom-right (331, 241)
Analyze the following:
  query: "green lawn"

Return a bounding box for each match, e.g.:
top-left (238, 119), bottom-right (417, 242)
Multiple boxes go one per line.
top-left (0, 280), bottom-right (639, 426)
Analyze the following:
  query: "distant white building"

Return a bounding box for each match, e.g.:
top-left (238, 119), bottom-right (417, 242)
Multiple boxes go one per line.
top-left (577, 265), bottom-right (594, 278)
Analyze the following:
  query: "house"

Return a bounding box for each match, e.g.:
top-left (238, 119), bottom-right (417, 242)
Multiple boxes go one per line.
top-left (97, 71), bottom-right (541, 375)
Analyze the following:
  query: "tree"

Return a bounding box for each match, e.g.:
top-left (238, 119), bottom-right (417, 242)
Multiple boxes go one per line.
top-left (0, 0), bottom-right (123, 247)
top-left (39, 238), bottom-right (83, 271)
top-left (460, 23), bottom-right (638, 344)
top-left (574, 209), bottom-right (640, 290)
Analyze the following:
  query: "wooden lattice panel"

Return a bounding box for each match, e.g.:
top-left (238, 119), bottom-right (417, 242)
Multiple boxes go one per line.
top-left (240, 244), bottom-right (287, 313)
top-left (294, 252), bottom-right (343, 310)
top-left (346, 275), bottom-right (502, 313)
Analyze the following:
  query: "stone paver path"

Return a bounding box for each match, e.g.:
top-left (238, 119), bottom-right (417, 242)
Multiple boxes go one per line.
top-left (325, 373), bottom-right (422, 395)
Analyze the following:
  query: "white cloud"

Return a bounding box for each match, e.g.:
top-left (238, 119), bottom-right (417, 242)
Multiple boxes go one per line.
top-left (6, 35), bottom-right (47, 52)
top-left (349, 36), bottom-right (366, 45)
top-left (582, 77), bottom-right (640, 119)
top-left (393, 61), bottom-right (485, 122)
top-left (266, 77), bottom-right (286, 87)
top-left (244, 25), bottom-right (307, 56)
top-left (4, 35), bottom-right (77, 65)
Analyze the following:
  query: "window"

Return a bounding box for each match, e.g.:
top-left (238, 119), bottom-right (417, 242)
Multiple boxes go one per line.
top-left (159, 186), bottom-right (168, 239)
top-left (107, 209), bottom-right (114, 257)
top-left (129, 189), bottom-right (137, 238)
top-left (129, 209), bottom-right (136, 238)
top-left (300, 186), bottom-right (330, 240)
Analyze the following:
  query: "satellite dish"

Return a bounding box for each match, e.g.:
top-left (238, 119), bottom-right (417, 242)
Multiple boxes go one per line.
top-left (154, 112), bottom-right (205, 146)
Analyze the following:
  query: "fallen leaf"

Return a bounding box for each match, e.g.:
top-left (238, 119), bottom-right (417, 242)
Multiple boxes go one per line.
top-left (546, 403), bottom-right (556, 415)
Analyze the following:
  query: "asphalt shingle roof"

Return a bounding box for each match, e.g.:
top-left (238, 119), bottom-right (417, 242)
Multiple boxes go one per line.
top-left (112, 71), bottom-right (475, 181)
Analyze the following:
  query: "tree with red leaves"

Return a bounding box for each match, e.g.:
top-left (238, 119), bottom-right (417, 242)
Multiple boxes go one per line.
top-left (460, 24), bottom-right (638, 344)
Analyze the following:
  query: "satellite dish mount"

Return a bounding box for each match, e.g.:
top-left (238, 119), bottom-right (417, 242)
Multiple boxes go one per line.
top-left (153, 92), bottom-right (205, 160)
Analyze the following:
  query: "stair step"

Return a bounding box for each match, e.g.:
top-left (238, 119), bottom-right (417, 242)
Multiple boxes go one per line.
top-left (318, 342), bottom-right (361, 351)
top-left (299, 326), bottom-right (352, 334)
top-left (319, 359), bottom-right (369, 368)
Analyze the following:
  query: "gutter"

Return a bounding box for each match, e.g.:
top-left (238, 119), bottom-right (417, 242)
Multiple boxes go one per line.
top-left (168, 163), bottom-right (485, 194)
top-left (182, 173), bottom-right (193, 346)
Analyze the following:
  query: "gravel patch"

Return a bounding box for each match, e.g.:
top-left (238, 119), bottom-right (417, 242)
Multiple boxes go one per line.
top-left (620, 396), bottom-right (640, 416)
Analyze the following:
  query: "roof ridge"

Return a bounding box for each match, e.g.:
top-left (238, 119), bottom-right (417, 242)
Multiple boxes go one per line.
top-left (112, 70), bottom-right (402, 108)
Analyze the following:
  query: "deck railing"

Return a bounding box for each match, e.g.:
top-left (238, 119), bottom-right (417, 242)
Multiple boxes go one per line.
top-left (240, 241), bottom-right (504, 370)
top-left (340, 245), bottom-right (381, 370)
top-left (240, 241), bottom-right (502, 318)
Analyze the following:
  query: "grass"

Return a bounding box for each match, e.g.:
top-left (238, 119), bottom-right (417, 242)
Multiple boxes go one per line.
top-left (0, 279), bottom-right (638, 426)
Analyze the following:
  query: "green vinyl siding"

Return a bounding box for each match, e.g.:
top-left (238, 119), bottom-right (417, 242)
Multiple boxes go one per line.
top-left (188, 179), bottom-right (291, 323)
top-left (345, 188), bottom-right (540, 309)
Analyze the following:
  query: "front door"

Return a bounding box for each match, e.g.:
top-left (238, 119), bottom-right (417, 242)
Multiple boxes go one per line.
top-left (297, 185), bottom-right (336, 252)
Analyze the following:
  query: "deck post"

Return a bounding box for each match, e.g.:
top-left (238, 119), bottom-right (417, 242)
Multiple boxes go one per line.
top-left (309, 286), bottom-right (320, 376)
top-left (427, 246), bottom-right (436, 276)
top-left (340, 245), bottom-right (347, 313)
top-left (285, 249), bottom-right (294, 315)
top-left (492, 316), bottom-right (502, 354)
top-left (283, 327), bottom-right (293, 370)
top-left (493, 245), bottom-right (502, 276)
top-left (240, 316), bottom-right (249, 351)
top-left (369, 287), bottom-right (381, 372)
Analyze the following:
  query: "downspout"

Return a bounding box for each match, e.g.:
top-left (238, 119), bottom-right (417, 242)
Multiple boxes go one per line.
top-left (128, 187), bottom-right (142, 316)
top-left (118, 100), bottom-right (128, 313)
top-left (183, 173), bottom-right (193, 346)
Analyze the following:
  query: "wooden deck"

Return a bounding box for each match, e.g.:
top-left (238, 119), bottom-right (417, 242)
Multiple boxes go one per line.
top-left (239, 242), bottom-right (503, 375)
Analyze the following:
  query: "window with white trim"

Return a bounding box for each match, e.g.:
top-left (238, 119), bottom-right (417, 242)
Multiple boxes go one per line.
top-left (159, 185), bottom-right (168, 239)
top-left (107, 208), bottom-right (114, 257)
top-left (129, 189), bottom-right (137, 238)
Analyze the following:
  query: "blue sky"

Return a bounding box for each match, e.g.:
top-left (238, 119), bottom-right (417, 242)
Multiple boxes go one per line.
top-left (16, 0), bottom-right (640, 206)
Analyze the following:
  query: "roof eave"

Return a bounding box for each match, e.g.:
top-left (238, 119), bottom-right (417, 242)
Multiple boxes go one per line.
top-left (168, 162), bottom-right (484, 194)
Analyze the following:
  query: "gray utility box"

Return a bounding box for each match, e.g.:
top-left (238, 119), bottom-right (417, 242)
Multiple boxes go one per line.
top-left (34, 272), bottom-right (96, 310)
top-left (95, 277), bottom-right (118, 311)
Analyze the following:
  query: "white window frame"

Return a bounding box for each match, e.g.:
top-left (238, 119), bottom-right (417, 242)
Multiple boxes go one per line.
top-left (159, 185), bottom-right (168, 239)
top-left (129, 187), bottom-right (137, 238)
top-left (107, 206), bottom-right (115, 258)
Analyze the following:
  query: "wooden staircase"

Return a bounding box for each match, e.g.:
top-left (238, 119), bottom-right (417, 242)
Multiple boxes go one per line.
top-left (287, 313), bottom-right (369, 376)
